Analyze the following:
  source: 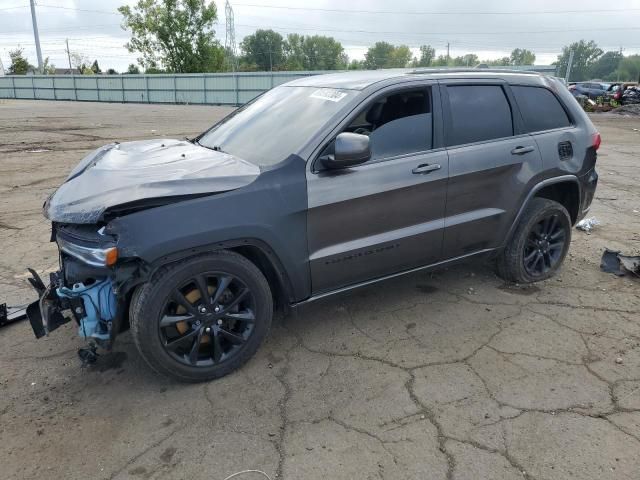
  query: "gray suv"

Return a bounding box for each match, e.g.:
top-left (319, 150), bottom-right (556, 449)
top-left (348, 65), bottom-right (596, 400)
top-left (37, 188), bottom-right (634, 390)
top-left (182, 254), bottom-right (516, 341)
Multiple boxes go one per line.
top-left (27, 69), bottom-right (600, 381)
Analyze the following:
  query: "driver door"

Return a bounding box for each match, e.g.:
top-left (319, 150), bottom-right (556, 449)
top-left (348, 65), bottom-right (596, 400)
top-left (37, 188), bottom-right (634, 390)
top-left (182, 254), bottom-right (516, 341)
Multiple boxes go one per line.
top-left (306, 83), bottom-right (449, 294)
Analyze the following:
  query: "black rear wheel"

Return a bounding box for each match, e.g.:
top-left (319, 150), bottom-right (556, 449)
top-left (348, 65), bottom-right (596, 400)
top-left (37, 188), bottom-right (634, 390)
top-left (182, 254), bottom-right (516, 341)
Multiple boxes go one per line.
top-left (130, 251), bottom-right (273, 382)
top-left (497, 198), bottom-right (572, 283)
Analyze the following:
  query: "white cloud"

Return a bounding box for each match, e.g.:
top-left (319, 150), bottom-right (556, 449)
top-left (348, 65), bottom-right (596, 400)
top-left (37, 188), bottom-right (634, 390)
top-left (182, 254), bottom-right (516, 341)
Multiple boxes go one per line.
top-left (1, 0), bottom-right (638, 72)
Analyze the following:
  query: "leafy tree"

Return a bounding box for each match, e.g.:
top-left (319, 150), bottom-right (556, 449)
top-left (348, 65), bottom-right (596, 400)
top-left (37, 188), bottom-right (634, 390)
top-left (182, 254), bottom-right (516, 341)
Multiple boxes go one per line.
top-left (364, 42), bottom-right (412, 69)
top-left (348, 59), bottom-right (364, 70)
top-left (119, 0), bottom-right (224, 73)
top-left (42, 57), bottom-right (56, 75)
top-left (107, 68), bottom-right (118, 75)
top-left (614, 55), bottom-right (640, 82)
top-left (240, 29), bottom-right (285, 71)
top-left (556, 40), bottom-right (603, 81)
top-left (284, 34), bottom-right (347, 71)
top-left (432, 54), bottom-right (450, 67)
top-left (127, 63), bottom-right (141, 74)
top-left (70, 52), bottom-right (90, 73)
top-left (589, 51), bottom-right (623, 80)
top-left (451, 54), bottom-right (479, 66)
top-left (91, 60), bottom-right (101, 74)
top-left (8, 48), bottom-right (32, 75)
top-left (412, 45), bottom-right (435, 67)
top-left (483, 57), bottom-right (511, 66)
top-left (510, 48), bottom-right (536, 65)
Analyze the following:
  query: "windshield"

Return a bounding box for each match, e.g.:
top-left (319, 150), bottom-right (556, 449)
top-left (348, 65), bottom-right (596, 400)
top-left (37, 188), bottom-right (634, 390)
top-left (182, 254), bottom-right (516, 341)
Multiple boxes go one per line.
top-left (198, 86), bottom-right (357, 166)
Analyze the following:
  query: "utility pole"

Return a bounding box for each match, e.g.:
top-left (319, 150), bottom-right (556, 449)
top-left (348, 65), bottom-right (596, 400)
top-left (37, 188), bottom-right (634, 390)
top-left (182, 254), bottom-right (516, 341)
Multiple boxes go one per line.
top-left (65, 39), bottom-right (72, 71)
top-left (446, 42), bottom-right (450, 62)
top-left (565, 49), bottom-right (574, 83)
top-left (29, 0), bottom-right (44, 73)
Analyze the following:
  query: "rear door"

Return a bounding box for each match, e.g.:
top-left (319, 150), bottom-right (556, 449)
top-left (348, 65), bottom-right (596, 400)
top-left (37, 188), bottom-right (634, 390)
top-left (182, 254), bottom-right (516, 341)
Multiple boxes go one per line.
top-left (306, 82), bottom-right (449, 293)
top-left (440, 80), bottom-right (542, 259)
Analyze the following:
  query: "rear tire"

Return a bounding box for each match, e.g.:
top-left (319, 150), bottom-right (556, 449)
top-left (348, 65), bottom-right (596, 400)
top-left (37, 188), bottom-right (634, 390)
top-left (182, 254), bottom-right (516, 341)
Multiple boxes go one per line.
top-left (130, 251), bottom-right (273, 382)
top-left (497, 198), bottom-right (572, 284)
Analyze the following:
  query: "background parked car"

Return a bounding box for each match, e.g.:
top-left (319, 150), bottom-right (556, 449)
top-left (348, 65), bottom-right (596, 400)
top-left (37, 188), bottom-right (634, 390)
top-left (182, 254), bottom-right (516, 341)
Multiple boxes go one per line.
top-left (606, 83), bottom-right (638, 102)
top-left (572, 82), bottom-right (610, 100)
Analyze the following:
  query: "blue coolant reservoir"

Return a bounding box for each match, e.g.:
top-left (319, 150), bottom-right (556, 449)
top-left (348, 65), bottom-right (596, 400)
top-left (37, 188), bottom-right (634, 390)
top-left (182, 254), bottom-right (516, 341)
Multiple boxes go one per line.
top-left (57, 279), bottom-right (116, 341)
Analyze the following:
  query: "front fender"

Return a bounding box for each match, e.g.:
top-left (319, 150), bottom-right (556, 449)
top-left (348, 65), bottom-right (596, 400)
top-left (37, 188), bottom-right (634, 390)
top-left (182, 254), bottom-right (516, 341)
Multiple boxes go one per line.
top-left (106, 155), bottom-right (311, 302)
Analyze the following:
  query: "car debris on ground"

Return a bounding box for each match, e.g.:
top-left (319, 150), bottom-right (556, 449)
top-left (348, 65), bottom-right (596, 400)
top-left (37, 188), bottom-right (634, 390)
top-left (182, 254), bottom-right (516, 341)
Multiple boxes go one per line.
top-left (0, 303), bottom-right (27, 328)
top-left (576, 217), bottom-right (600, 233)
top-left (600, 249), bottom-right (640, 277)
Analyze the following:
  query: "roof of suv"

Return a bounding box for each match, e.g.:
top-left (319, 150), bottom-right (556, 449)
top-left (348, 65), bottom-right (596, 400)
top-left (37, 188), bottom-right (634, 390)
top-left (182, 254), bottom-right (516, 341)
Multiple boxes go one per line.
top-left (286, 68), bottom-right (550, 91)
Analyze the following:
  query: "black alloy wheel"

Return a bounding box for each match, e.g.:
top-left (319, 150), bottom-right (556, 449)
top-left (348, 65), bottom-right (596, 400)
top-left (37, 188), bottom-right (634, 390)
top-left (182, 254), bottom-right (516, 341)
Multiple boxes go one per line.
top-left (523, 214), bottom-right (567, 277)
top-left (159, 272), bottom-right (256, 367)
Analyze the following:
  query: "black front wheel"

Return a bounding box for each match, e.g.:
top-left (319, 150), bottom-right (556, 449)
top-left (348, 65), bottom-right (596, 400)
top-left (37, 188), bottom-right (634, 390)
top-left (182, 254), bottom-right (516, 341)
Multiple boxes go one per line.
top-left (497, 198), bottom-right (572, 283)
top-left (130, 251), bottom-right (273, 382)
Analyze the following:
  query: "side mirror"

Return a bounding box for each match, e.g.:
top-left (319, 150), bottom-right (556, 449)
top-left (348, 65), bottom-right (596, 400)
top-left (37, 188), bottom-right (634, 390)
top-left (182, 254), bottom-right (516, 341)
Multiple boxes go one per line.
top-left (321, 132), bottom-right (371, 169)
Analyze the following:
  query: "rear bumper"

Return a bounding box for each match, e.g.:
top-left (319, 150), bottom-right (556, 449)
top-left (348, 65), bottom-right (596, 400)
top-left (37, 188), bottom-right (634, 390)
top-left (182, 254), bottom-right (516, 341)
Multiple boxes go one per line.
top-left (577, 168), bottom-right (598, 222)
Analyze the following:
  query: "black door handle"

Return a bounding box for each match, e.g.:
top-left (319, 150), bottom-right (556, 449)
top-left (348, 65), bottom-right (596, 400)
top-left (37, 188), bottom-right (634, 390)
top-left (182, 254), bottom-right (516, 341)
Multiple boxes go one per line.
top-left (511, 146), bottom-right (535, 155)
top-left (412, 163), bottom-right (441, 174)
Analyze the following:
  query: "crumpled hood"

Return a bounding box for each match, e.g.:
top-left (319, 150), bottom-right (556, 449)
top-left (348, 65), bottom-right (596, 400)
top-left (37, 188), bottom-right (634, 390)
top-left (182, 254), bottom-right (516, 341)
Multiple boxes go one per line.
top-left (44, 138), bottom-right (260, 224)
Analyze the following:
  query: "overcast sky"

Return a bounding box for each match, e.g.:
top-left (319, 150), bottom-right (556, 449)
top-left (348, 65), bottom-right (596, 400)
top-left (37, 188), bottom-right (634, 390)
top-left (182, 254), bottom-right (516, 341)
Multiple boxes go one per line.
top-left (1, 0), bottom-right (639, 72)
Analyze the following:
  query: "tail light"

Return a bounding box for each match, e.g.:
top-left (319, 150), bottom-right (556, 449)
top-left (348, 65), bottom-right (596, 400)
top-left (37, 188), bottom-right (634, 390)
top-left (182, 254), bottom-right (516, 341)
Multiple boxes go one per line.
top-left (592, 132), bottom-right (601, 151)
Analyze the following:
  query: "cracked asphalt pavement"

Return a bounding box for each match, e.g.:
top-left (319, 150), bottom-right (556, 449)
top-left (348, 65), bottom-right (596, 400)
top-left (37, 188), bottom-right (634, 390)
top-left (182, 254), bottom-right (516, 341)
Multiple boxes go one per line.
top-left (1, 100), bottom-right (639, 480)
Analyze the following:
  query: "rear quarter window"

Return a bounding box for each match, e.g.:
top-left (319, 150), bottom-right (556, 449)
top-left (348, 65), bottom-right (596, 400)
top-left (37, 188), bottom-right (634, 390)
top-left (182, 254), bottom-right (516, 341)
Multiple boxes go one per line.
top-left (446, 85), bottom-right (513, 146)
top-left (511, 85), bottom-right (571, 133)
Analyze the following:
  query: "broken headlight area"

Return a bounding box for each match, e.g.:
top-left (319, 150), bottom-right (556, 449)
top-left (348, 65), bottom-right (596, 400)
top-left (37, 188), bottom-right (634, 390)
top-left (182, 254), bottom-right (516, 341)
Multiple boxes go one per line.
top-left (26, 224), bottom-right (121, 350)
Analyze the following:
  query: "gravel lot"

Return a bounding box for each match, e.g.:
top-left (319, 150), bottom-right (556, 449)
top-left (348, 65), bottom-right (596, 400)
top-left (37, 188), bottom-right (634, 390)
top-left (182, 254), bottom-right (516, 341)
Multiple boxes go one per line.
top-left (1, 100), bottom-right (639, 480)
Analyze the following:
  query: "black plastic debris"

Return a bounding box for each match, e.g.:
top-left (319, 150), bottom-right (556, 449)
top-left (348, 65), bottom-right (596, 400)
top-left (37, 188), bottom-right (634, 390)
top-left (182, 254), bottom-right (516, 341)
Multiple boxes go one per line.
top-left (0, 303), bottom-right (28, 328)
top-left (601, 249), bottom-right (640, 277)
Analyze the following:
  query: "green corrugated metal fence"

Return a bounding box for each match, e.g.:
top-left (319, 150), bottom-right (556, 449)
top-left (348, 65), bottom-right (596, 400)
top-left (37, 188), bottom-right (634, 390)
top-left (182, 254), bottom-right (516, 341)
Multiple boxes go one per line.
top-left (0, 71), bottom-right (325, 106)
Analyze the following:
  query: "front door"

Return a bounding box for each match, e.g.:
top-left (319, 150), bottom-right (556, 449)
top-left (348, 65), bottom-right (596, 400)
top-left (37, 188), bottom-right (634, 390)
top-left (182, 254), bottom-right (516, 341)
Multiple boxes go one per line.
top-left (306, 84), bottom-right (449, 294)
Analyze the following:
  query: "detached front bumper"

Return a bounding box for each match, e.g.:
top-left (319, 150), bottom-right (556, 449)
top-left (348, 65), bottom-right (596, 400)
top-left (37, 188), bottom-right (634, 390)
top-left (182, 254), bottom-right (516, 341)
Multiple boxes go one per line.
top-left (26, 264), bottom-right (118, 349)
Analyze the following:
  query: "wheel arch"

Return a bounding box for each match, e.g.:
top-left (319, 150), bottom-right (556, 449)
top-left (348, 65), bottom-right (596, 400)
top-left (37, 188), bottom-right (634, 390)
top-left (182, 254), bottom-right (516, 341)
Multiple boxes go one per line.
top-left (127, 239), bottom-right (296, 314)
top-left (503, 175), bottom-right (581, 246)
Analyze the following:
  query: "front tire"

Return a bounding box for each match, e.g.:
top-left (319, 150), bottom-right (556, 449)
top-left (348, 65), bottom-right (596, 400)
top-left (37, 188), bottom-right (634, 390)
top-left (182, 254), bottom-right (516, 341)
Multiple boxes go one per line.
top-left (497, 198), bottom-right (572, 284)
top-left (130, 251), bottom-right (273, 382)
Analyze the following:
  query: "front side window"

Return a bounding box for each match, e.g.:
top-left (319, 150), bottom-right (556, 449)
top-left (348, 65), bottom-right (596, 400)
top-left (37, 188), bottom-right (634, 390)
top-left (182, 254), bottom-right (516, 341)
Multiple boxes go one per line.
top-left (198, 86), bottom-right (357, 166)
top-left (512, 85), bottom-right (571, 133)
top-left (446, 85), bottom-right (513, 146)
top-left (342, 88), bottom-right (432, 161)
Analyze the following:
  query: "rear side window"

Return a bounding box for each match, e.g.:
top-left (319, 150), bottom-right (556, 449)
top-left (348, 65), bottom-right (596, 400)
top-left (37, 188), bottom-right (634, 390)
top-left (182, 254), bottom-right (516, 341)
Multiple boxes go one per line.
top-left (447, 85), bottom-right (513, 146)
top-left (512, 86), bottom-right (571, 132)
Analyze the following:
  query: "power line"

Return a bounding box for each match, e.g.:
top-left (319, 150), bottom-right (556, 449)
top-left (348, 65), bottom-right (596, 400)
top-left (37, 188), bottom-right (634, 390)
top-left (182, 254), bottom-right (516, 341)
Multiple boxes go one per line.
top-left (233, 3), bottom-right (640, 15)
top-left (234, 22), bottom-right (640, 36)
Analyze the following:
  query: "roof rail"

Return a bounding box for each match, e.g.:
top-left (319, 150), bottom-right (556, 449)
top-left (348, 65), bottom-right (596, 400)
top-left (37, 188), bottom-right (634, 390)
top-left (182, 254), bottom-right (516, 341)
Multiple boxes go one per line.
top-left (408, 67), bottom-right (542, 75)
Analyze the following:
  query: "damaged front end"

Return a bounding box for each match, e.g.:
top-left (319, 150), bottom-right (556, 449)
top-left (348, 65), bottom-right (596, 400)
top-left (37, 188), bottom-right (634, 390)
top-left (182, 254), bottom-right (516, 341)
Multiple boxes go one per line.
top-left (26, 223), bottom-right (133, 360)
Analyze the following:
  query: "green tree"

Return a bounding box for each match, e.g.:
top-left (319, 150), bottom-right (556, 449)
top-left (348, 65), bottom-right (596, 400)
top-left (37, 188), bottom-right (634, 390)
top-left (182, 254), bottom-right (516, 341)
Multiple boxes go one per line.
top-left (348, 59), bottom-right (364, 70)
top-left (556, 40), bottom-right (603, 81)
top-left (119, 0), bottom-right (224, 73)
top-left (42, 57), bottom-right (56, 75)
top-left (412, 45), bottom-right (435, 67)
top-left (614, 55), bottom-right (640, 82)
top-left (589, 51), bottom-right (623, 80)
top-left (432, 54), bottom-right (450, 67)
top-left (283, 33), bottom-right (305, 70)
top-left (107, 68), bottom-right (118, 75)
top-left (91, 60), bottom-right (101, 74)
top-left (301, 35), bottom-right (346, 70)
top-left (451, 54), bottom-right (479, 66)
top-left (484, 57), bottom-right (511, 66)
top-left (240, 29), bottom-right (285, 71)
top-left (364, 42), bottom-right (412, 69)
top-left (127, 63), bottom-right (141, 74)
top-left (8, 48), bottom-right (32, 75)
top-left (510, 48), bottom-right (536, 65)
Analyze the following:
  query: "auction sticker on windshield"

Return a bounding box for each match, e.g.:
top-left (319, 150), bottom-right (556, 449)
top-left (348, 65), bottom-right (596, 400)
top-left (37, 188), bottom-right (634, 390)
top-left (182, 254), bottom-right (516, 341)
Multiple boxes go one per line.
top-left (310, 88), bottom-right (348, 102)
